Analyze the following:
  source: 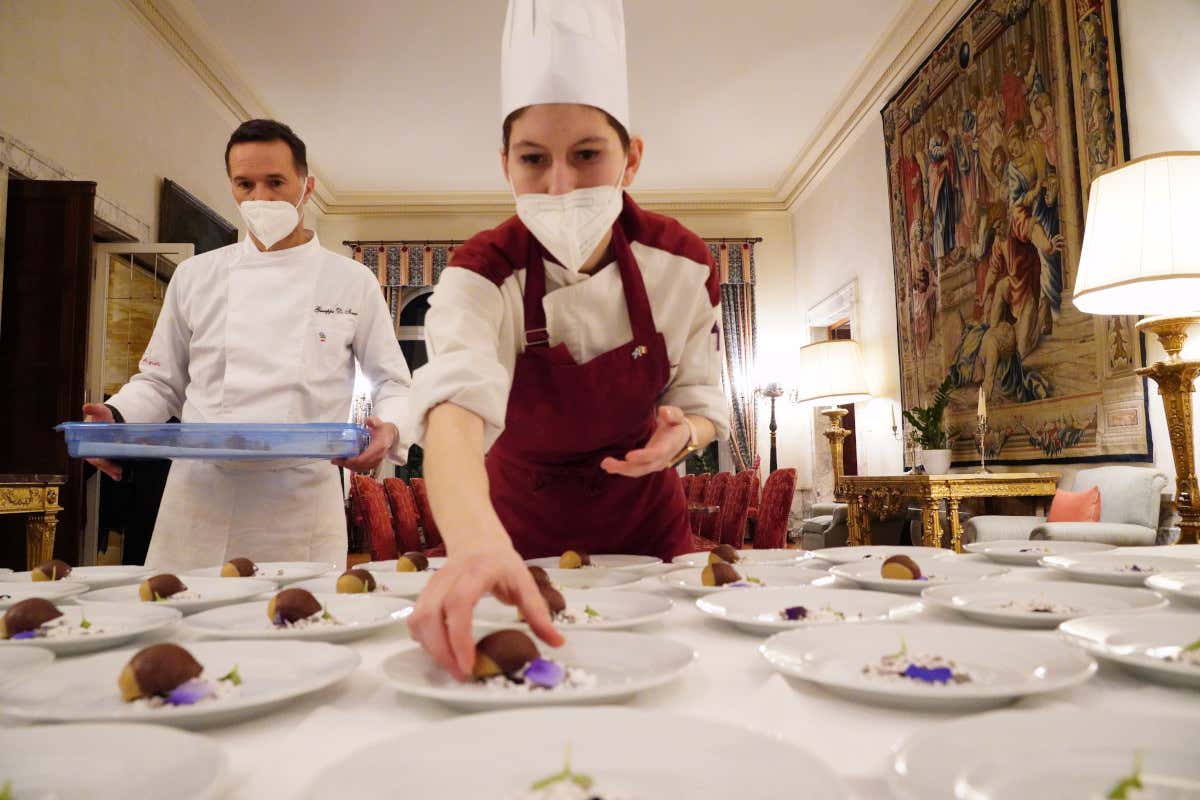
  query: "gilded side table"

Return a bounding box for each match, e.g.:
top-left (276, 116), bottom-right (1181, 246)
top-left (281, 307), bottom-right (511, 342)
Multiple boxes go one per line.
top-left (0, 474), bottom-right (66, 569)
top-left (839, 472), bottom-right (1059, 552)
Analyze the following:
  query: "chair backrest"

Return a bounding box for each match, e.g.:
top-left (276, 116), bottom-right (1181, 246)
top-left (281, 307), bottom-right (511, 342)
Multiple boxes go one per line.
top-left (409, 477), bottom-right (442, 548)
top-left (1071, 466), bottom-right (1168, 528)
top-left (687, 473), bottom-right (712, 503)
top-left (717, 471), bottom-right (754, 548)
top-left (351, 475), bottom-right (396, 560)
top-left (755, 468), bottom-right (797, 549)
top-left (739, 468), bottom-right (762, 510)
top-left (382, 478), bottom-right (423, 553)
top-left (698, 472), bottom-right (734, 539)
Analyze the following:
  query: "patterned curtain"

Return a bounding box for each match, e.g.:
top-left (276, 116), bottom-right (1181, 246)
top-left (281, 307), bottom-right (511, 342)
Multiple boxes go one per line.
top-left (347, 236), bottom-right (759, 466)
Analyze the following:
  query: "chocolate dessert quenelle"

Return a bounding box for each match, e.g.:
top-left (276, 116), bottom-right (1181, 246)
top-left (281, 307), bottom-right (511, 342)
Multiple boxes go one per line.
top-left (31, 559), bottom-right (72, 582)
top-left (118, 643), bottom-right (243, 706)
top-left (266, 588), bottom-right (326, 626)
top-left (336, 569), bottom-right (377, 594)
top-left (138, 574), bottom-right (189, 602)
top-left (558, 550), bottom-right (591, 569)
top-left (396, 552), bottom-right (429, 573)
top-left (220, 557), bottom-right (258, 577)
top-left (0, 597), bottom-right (62, 639)
top-left (708, 544), bottom-right (741, 565)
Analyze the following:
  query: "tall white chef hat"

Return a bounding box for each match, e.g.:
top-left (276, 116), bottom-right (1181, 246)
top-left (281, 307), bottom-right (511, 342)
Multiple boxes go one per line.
top-left (500, 0), bottom-right (630, 132)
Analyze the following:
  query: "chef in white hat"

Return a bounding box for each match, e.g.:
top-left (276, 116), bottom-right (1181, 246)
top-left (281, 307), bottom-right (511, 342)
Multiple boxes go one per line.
top-left (407, 0), bottom-right (729, 678)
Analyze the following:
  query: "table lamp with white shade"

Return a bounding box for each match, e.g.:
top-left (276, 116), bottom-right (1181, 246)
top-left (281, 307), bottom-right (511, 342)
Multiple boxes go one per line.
top-left (793, 339), bottom-right (872, 499)
top-left (1073, 151), bottom-right (1200, 545)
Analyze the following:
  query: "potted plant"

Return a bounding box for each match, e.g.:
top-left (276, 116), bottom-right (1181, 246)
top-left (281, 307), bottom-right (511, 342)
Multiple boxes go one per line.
top-left (902, 375), bottom-right (954, 475)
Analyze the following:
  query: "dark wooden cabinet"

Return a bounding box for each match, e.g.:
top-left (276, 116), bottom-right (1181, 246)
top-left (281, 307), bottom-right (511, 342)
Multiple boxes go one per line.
top-left (0, 178), bottom-right (96, 568)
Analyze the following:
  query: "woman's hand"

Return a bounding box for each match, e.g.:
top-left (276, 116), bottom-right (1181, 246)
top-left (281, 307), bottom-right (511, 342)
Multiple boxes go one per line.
top-left (406, 539), bottom-right (565, 680)
top-left (332, 417), bottom-right (396, 472)
top-left (600, 405), bottom-right (692, 478)
top-left (81, 403), bottom-right (122, 480)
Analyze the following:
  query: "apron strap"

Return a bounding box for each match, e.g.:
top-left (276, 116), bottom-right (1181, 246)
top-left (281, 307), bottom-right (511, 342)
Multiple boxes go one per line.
top-left (522, 238), bottom-right (551, 348)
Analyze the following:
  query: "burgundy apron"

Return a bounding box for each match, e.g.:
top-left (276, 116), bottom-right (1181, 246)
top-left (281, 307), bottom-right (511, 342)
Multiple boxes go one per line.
top-left (485, 222), bottom-right (692, 561)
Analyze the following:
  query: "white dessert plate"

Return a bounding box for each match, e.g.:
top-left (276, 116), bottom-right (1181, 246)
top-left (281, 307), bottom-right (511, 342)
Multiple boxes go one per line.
top-left (183, 561), bottom-right (336, 585)
top-left (304, 707), bottom-right (846, 799)
top-left (760, 622), bottom-right (1096, 711)
top-left (0, 601), bottom-right (182, 656)
top-left (890, 708), bottom-right (1200, 800)
top-left (814, 545), bottom-right (955, 564)
top-left (358, 556), bottom-right (446, 572)
top-left (288, 570), bottom-right (429, 599)
top-left (659, 565), bottom-right (830, 597)
top-left (0, 639), bottom-right (360, 728)
top-left (920, 582), bottom-right (1168, 628)
top-left (1144, 571), bottom-right (1200, 608)
top-left (184, 593), bottom-right (411, 643)
top-left (0, 565), bottom-right (152, 590)
top-left (830, 557), bottom-right (1007, 595)
top-left (0, 580), bottom-right (89, 608)
top-left (963, 538), bottom-right (1115, 565)
top-left (538, 567), bottom-right (644, 590)
top-left (672, 548), bottom-right (818, 567)
top-left (1058, 611), bottom-right (1200, 689)
top-left (527, 554), bottom-right (663, 572)
top-left (0, 723), bottom-right (227, 800)
top-left (80, 576), bottom-right (277, 615)
top-left (381, 630), bottom-right (696, 711)
top-left (0, 646), bottom-right (54, 680)
top-left (1040, 552), bottom-right (1200, 586)
top-left (472, 589), bottom-right (673, 632)
top-left (697, 586), bottom-right (918, 635)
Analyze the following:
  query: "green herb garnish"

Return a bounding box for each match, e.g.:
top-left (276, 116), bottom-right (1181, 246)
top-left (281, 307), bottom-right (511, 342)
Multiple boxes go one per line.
top-left (321, 605), bottom-right (332, 621)
top-left (1182, 637), bottom-right (1200, 653)
top-left (219, 665), bottom-right (242, 686)
top-left (885, 636), bottom-right (908, 660)
top-left (1, 779), bottom-right (12, 800)
top-left (529, 744), bottom-right (593, 791)
top-left (583, 605), bottom-right (600, 618)
top-left (823, 605), bottom-right (846, 621)
top-left (1107, 753), bottom-right (1143, 799)
top-left (79, 613), bottom-right (92, 629)
top-left (746, 576), bottom-right (763, 584)
top-left (154, 592), bottom-right (165, 602)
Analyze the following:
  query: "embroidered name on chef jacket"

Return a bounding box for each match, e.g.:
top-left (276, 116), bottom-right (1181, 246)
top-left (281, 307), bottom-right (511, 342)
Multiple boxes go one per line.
top-left (313, 305), bottom-right (358, 316)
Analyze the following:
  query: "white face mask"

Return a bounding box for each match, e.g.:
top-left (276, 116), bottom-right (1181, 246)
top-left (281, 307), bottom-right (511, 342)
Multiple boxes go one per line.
top-left (513, 169), bottom-right (625, 273)
top-left (239, 181), bottom-right (307, 249)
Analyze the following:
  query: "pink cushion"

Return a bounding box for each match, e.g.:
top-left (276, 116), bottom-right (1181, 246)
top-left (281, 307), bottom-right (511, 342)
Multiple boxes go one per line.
top-left (1047, 486), bottom-right (1101, 522)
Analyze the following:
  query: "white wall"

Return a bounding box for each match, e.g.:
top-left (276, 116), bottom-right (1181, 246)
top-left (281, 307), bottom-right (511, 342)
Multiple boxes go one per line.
top-left (789, 0), bottom-right (1200, 494)
top-left (0, 0), bottom-right (242, 237)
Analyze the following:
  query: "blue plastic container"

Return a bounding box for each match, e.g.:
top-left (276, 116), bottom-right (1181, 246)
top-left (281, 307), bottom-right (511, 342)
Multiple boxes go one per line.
top-left (56, 422), bottom-right (370, 460)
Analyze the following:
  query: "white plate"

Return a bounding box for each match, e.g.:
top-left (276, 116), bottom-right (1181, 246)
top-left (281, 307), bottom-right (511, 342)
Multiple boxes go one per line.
top-left (0, 601), bottom-right (182, 656)
top-left (0, 639), bottom-right (360, 728)
top-left (288, 570), bottom-right (430, 599)
top-left (672, 548), bottom-right (818, 567)
top-left (963, 538), bottom-right (1115, 565)
top-left (697, 586), bottom-right (919, 635)
top-left (381, 630), bottom-right (696, 711)
top-left (659, 565), bottom-right (830, 596)
top-left (1040, 552), bottom-right (1200, 586)
top-left (80, 576), bottom-right (278, 615)
top-left (920, 582), bottom-right (1168, 628)
top-left (183, 561), bottom-right (336, 585)
top-left (0, 646), bottom-right (54, 680)
top-left (184, 593), bottom-right (411, 643)
top-left (1146, 571), bottom-right (1200, 608)
top-left (538, 567), bottom-right (645, 590)
top-left (0, 565), bottom-right (152, 591)
top-left (526, 553), bottom-right (663, 572)
top-left (472, 589), bottom-right (673, 631)
top-left (0, 580), bottom-right (89, 608)
top-left (358, 556), bottom-right (447, 572)
top-left (814, 545), bottom-right (955, 564)
top-left (960, 746), bottom-right (1200, 799)
top-left (0, 723), bottom-right (227, 800)
top-left (830, 557), bottom-right (1008, 594)
top-left (1058, 611), bottom-right (1200, 689)
top-left (304, 706), bottom-right (846, 799)
top-left (890, 708), bottom-right (1200, 800)
top-left (760, 623), bottom-right (1096, 711)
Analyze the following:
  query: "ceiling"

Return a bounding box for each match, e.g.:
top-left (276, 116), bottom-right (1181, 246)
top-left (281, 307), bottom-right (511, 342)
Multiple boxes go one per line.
top-left (176, 0), bottom-right (909, 197)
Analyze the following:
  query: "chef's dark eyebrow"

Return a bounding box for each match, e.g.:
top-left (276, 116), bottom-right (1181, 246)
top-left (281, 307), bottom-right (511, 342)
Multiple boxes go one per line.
top-left (231, 173), bottom-right (290, 181)
top-left (510, 136), bottom-right (607, 150)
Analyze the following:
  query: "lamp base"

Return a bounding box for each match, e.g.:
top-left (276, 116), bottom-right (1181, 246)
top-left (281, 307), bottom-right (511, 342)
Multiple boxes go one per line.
top-left (1136, 315), bottom-right (1200, 546)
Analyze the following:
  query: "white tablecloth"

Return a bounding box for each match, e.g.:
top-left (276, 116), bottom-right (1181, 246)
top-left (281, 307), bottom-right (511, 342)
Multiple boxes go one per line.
top-left (19, 554), bottom-right (1200, 799)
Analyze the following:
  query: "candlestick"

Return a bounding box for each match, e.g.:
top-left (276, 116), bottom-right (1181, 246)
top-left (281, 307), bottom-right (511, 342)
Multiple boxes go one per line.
top-left (977, 386), bottom-right (987, 421)
top-left (976, 416), bottom-right (991, 474)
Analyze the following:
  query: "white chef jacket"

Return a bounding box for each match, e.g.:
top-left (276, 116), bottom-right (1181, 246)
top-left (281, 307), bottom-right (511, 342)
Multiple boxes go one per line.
top-left (409, 196), bottom-right (729, 450)
top-left (106, 232), bottom-right (413, 570)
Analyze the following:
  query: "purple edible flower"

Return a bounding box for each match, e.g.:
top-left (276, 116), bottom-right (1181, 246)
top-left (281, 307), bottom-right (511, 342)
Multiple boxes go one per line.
top-left (165, 679), bottom-right (216, 706)
top-left (1130, 565), bottom-right (1144, 572)
top-left (902, 664), bottom-right (953, 683)
top-left (782, 606), bottom-right (809, 621)
top-left (523, 658), bottom-right (565, 689)
top-left (11, 630), bottom-right (36, 640)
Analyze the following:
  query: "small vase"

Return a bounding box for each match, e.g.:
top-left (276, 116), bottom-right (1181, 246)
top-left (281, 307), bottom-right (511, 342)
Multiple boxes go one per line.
top-left (919, 448), bottom-right (953, 475)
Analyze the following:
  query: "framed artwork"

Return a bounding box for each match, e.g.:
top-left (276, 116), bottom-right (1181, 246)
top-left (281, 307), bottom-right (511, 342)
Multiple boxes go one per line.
top-left (157, 178), bottom-right (237, 255)
top-left (882, 0), bottom-right (1148, 466)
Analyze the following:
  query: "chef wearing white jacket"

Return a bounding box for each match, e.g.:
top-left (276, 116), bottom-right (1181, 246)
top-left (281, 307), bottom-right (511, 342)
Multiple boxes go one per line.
top-left (83, 119), bottom-right (412, 570)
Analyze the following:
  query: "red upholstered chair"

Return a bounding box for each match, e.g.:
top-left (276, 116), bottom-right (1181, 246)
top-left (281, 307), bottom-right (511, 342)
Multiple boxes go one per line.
top-left (350, 475), bottom-right (396, 560)
top-left (754, 468), bottom-right (797, 549)
top-left (717, 471), bottom-right (754, 548)
top-left (687, 473), bottom-right (711, 503)
top-left (681, 473), bottom-right (695, 498)
top-left (697, 472), bottom-right (733, 540)
top-left (408, 478), bottom-right (442, 549)
top-left (382, 478), bottom-right (423, 553)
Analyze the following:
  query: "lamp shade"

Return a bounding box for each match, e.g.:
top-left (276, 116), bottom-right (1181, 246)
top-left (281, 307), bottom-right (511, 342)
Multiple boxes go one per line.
top-left (794, 339), bottom-right (871, 406)
top-left (1074, 152), bottom-right (1200, 315)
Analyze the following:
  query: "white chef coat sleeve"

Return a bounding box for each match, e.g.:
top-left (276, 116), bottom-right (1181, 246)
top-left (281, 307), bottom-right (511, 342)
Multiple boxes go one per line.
top-left (105, 269), bottom-right (190, 423)
top-left (354, 277), bottom-right (414, 465)
top-left (408, 268), bottom-right (513, 450)
top-left (662, 282), bottom-right (731, 441)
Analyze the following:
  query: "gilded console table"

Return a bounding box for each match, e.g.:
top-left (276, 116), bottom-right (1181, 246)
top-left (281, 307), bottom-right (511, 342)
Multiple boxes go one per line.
top-left (839, 473), bottom-right (1059, 552)
top-left (0, 474), bottom-right (65, 569)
